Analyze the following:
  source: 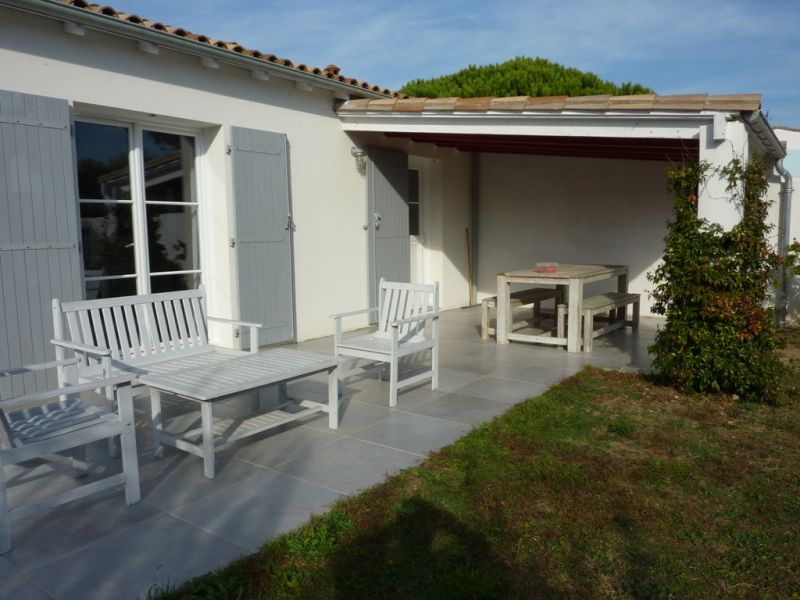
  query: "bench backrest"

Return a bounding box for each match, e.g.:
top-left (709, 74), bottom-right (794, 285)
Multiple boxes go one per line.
top-left (52, 287), bottom-right (211, 367)
top-left (375, 279), bottom-right (439, 341)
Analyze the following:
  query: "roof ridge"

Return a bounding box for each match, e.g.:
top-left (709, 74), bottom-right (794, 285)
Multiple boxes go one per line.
top-left (54, 0), bottom-right (406, 98)
top-left (338, 92), bottom-right (762, 113)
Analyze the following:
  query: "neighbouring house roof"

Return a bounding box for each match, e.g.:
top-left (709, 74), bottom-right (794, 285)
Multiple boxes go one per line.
top-left (336, 93), bottom-right (762, 114)
top-left (48, 0), bottom-right (405, 98)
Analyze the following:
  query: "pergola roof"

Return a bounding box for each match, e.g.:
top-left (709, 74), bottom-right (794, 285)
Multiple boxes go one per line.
top-left (337, 93), bottom-right (762, 114)
top-left (338, 93), bottom-right (778, 162)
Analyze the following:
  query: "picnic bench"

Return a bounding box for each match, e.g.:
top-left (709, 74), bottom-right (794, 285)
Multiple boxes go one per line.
top-left (50, 287), bottom-right (339, 474)
top-left (480, 287), bottom-right (564, 340)
top-left (576, 292), bottom-right (640, 352)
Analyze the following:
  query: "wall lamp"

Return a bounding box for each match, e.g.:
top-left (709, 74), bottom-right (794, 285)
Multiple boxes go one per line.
top-left (351, 147), bottom-right (367, 175)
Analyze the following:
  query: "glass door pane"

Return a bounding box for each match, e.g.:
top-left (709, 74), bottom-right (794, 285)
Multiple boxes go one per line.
top-left (75, 121), bottom-right (137, 298)
top-left (142, 130), bottom-right (200, 292)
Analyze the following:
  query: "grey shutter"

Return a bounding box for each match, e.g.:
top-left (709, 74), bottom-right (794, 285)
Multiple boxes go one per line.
top-left (367, 147), bottom-right (409, 308)
top-left (0, 90), bottom-right (83, 396)
top-left (231, 127), bottom-right (295, 348)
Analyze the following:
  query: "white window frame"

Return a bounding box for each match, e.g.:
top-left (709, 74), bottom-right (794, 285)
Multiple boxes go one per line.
top-left (75, 116), bottom-right (204, 297)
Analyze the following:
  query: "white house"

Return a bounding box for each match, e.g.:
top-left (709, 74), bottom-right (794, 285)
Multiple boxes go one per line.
top-left (0, 0), bottom-right (793, 392)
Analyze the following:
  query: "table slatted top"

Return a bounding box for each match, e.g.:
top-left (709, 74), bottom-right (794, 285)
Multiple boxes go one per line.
top-left (138, 348), bottom-right (338, 401)
top-left (501, 264), bottom-right (627, 279)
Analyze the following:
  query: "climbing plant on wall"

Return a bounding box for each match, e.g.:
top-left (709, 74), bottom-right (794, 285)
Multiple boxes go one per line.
top-left (647, 157), bottom-right (786, 402)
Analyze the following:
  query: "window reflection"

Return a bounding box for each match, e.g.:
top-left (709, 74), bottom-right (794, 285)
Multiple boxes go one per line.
top-left (79, 203), bottom-right (135, 276)
top-left (143, 131), bottom-right (195, 203)
top-left (75, 122), bottom-right (131, 200)
top-left (146, 203), bottom-right (199, 273)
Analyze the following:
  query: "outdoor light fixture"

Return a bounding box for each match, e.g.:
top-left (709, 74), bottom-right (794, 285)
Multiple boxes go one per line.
top-left (351, 147), bottom-right (367, 175)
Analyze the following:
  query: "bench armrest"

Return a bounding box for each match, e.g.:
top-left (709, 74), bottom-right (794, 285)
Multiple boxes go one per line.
top-left (390, 312), bottom-right (438, 327)
top-left (206, 316), bottom-right (262, 354)
top-left (206, 316), bottom-right (263, 328)
top-left (331, 307), bottom-right (379, 320)
top-left (0, 359), bottom-right (78, 378)
top-left (0, 375), bottom-right (136, 410)
top-left (50, 339), bottom-right (111, 357)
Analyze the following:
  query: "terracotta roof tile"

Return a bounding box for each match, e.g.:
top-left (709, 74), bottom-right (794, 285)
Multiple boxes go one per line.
top-left (424, 97), bottom-right (460, 111)
top-left (607, 94), bottom-right (657, 109)
top-left (564, 95), bottom-right (611, 110)
top-left (54, 0), bottom-right (404, 98)
top-left (523, 96), bottom-right (567, 110)
top-left (455, 97), bottom-right (494, 111)
top-left (488, 96), bottom-right (529, 110)
top-left (337, 93), bottom-right (763, 114)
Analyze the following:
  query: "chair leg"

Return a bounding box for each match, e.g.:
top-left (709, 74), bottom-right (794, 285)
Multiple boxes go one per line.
top-left (327, 368), bottom-right (339, 430)
top-left (389, 355), bottom-right (399, 408)
top-left (556, 304), bottom-right (566, 339)
top-left (105, 385), bottom-right (119, 459)
top-left (431, 346), bottom-right (439, 391)
top-left (117, 384), bottom-right (141, 505)
top-left (150, 389), bottom-right (164, 459)
top-left (0, 455), bottom-right (10, 554)
top-left (632, 301), bottom-right (640, 332)
top-left (583, 309), bottom-right (594, 352)
top-left (480, 301), bottom-right (489, 340)
top-left (71, 444), bottom-right (89, 479)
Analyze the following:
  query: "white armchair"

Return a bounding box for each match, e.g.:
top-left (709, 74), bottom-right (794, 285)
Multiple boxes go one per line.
top-left (333, 279), bottom-right (440, 407)
top-left (0, 361), bottom-right (140, 553)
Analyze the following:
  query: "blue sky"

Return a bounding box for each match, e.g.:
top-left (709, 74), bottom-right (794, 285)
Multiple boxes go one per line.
top-left (109, 0), bottom-right (800, 125)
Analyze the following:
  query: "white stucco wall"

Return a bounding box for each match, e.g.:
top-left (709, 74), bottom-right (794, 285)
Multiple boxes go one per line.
top-left (0, 7), bottom-right (369, 343)
top-left (475, 153), bottom-right (674, 315)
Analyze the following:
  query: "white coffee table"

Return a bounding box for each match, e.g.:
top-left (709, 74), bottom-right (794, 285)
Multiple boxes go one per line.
top-left (139, 348), bottom-right (339, 478)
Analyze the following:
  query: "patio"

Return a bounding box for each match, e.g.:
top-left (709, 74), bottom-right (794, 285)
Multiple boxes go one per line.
top-left (2, 306), bottom-right (656, 600)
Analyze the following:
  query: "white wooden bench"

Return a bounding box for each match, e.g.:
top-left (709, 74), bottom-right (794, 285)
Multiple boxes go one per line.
top-left (481, 287), bottom-right (564, 340)
top-left (333, 280), bottom-right (439, 407)
top-left (557, 292), bottom-right (640, 352)
top-left (50, 287), bottom-right (339, 463)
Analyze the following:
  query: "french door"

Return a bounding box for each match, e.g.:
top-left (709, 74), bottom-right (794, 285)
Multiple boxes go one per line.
top-left (74, 120), bottom-right (201, 299)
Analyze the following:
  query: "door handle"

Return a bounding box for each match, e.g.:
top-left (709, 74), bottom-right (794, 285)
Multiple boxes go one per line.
top-left (373, 212), bottom-right (382, 231)
top-left (285, 214), bottom-right (296, 232)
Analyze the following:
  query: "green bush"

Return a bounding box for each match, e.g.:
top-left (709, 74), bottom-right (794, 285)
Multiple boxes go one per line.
top-left (400, 56), bottom-right (652, 98)
top-left (647, 157), bottom-right (786, 402)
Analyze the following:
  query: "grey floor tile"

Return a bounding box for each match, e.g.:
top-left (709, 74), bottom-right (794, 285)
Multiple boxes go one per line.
top-left (454, 376), bottom-right (549, 404)
top-left (340, 376), bottom-right (432, 409)
top-left (433, 368), bottom-right (485, 393)
top-left (302, 398), bottom-right (393, 434)
top-left (171, 470), bottom-right (343, 551)
top-left (353, 412), bottom-right (470, 455)
top-left (230, 423), bottom-right (342, 468)
top-left (24, 514), bottom-right (247, 600)
top-left (0, 559), bottom-right (51, 600)
top-left (407, 393), bottom-right (512, 426)
top-left (5, 488), bottom-right (161, 571)
top-left (487, 363), bottom-right (579, 386)
top-left (138, 448), bottom-right (267, 512)
top-left (273, 437), bottom-right (422, 494)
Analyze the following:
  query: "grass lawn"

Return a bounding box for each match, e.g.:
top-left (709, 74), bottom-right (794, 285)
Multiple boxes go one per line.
top-left (154, 357), bottom-right (800, 598)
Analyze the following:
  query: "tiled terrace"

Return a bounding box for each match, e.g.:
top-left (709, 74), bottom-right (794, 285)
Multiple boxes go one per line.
top-left (1, 306), bottom-right (657, 600)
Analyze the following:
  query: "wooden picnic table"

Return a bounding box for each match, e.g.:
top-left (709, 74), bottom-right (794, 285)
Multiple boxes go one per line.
top-left (496, 264), bottom-right (629, 353)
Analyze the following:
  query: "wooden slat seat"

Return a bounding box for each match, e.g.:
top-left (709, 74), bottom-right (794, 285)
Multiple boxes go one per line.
top-left (481, 287), bottom-right (564, 339)
top-left (333, 279), bottom-right (440, 407)
top-left (50, 286), bottom-right (265, 457)
top-left (556, 292), bottom-right (640, 352)
top-left (0, 363), bottom-right (140, 554)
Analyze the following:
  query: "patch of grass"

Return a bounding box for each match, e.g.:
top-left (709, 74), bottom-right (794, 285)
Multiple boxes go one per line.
top-left (153, 364), bottom-right (800, 599)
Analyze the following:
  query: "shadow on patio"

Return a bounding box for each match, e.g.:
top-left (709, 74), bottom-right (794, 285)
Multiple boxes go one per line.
top-left (0, 305), bottom-right (658, 600)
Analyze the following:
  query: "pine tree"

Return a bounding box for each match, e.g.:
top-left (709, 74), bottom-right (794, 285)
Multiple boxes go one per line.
top-left (400, 57), bottom-right (651, 98)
